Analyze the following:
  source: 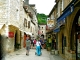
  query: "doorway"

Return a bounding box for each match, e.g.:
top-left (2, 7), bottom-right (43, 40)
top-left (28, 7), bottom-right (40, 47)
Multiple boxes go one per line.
top-left (62, 34), bottom-right (66, 54)
top-left (14, 31), bottom-right (18, 50)
top-left (76, 15), bottom-right (80, 60)
top-left (71, 9), bottom-right (80, 60)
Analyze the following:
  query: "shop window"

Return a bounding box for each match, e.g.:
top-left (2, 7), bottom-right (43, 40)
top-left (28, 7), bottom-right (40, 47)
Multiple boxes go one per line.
top-left (78, 16), bottom-right (80, 26)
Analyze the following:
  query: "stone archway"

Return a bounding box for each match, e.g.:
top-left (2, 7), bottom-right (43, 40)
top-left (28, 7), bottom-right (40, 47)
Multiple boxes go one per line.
top-left (68, 8), bottom-right (80, 36)
top-left (69, 9), bottom-right (80, 60)
top-left (74, 9), bottom-right (80, 60)
top-left (9, 25), bottom-right (21, 51)
top-left (41, 34), bottom-right (44, 38)
top-left (66, 8), bottom-right (80, 49)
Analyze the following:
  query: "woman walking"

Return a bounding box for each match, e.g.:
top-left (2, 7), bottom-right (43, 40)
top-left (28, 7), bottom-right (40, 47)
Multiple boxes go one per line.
top-left (35, 40), bottom-right (41, 56)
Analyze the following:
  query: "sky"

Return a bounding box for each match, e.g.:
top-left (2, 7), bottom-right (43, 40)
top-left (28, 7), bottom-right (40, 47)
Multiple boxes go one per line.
top-left (29, 0), bottom-right (56, 15)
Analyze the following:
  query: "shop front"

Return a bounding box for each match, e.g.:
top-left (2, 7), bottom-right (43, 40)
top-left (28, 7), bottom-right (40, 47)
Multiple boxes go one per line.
top-left (71, 9), bottom-right (80, 60)
top-left (65, 7), bottom-right (80, 60)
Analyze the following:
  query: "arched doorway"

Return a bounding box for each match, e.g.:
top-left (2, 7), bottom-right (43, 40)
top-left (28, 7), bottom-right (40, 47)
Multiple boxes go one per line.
top-left (71, 9), bottom-right (80, 60)
top-left (41, 34), bottom-right (44, 38)
top-left (14, 30), bottom-right (18, 50)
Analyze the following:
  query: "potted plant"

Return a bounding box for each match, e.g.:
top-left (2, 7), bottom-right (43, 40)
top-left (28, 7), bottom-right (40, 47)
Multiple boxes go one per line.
top-left (46, 41), bottom-right (51, 51)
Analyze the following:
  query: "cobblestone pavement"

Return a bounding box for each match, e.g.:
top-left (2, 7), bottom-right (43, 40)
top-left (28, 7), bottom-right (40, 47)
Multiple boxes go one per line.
top-left (5, 48), bottom-right (65, 60)
top-left (50, 54), bottom-right (65, 60)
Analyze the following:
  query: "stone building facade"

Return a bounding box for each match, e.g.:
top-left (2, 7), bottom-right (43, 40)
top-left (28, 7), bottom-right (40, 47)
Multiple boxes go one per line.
top-left (48, 0), bottom-right (80, 60)
top-left (23, 0), bottom-right (38, 39)
top-left (39, 24), bottom-right (46, 39)
top-left (0, 0), bottom-right (38, 54)
top-left (0, 0), bottom-right (24, 53)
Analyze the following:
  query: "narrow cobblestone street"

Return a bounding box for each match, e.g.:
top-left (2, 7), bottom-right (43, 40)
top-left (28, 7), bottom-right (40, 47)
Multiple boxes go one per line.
top-left (5, 48), bottom-right (65, 60)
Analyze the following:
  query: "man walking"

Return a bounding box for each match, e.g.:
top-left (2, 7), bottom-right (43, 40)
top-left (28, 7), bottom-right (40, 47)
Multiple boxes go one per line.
top-left (26, 37), bottom-right (31, 56)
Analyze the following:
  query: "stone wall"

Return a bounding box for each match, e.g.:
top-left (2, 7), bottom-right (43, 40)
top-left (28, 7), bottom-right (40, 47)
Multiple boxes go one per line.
top-left (0, 0), bottom-right (8, 23)
top-left (0, 0), bottom-right (24, 53)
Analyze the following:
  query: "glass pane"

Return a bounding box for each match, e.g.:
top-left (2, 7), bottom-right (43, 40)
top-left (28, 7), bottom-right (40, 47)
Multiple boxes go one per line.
top-left (78, 16), bottom-right (80, 26)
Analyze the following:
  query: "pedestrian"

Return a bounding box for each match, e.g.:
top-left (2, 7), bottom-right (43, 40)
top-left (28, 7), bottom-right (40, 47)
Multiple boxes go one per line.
top-left (26, 37), bottom-right (31, 56)
top-left (39, 38), bottom-right (43, 49)
top-left (36, 39), bottom-right (41, 56)
top-left (33, 39), bottom-right (36, 48)
top-left (30, 39), bottom-right (33, 49)
top-left (0, 34), bottom-right (5, 60)
top-left (39, 38), bottom-right (42, 45)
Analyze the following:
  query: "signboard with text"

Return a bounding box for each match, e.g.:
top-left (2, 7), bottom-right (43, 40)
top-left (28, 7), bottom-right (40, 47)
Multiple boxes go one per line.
top-left (47, 20), bottom-right (54, 27)
top-left (8, 32), bottom-right (14, 38)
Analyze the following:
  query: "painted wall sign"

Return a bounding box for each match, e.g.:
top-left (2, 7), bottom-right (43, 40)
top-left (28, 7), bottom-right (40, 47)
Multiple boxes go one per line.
top-left (8, 32), bottom-right (14, 38)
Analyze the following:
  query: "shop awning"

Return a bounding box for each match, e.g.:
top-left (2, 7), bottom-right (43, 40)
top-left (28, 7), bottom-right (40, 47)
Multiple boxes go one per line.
top-left (57, 5), bottom-right (74, 23)
top-left (57, 0), bottom-right (76, 24)
top-left (24, 32), bottom-right (32, 36)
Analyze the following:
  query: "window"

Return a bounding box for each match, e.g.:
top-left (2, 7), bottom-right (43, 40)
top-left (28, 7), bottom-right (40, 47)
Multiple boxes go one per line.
top-left (28, 21), bottom-right (30, 28)
top-left (24, 18), bottom-right (27, 27)
top-left (58, 1), bottom-right (60, 17)
top-left (31, 27), bottom-right (32, 32)
top-left (60, 0), bottom-right (63, 15)
top-left (24, 18), bottom-right (26, 27)
top-left (51, 13), bottom-right (54, 19)
top-left (62, 0), bottom-right (64, 11)
top-left (78, 16), bottom-right (80, 26)
top-left (26, 20), bottom-right (27, 27)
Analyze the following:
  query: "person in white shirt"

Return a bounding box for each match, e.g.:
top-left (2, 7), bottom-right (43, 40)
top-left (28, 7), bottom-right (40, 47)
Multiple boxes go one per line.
top-left (36, 40), bottom-right (41, 46)
top-left (36, 40), bottom-right (41, 56)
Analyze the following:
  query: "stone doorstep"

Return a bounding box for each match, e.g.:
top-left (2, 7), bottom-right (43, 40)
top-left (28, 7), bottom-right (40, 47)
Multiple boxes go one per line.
top-left (50, 50), bottom-right (59, 55)
top-left (52, 55), bottom-right (65, 60)
top-left (65, 49), bottom-right (76, 60)
top-left (65, 56), bottom-right (76, 60)
top-left (69, 58), bottom-right (76, 60)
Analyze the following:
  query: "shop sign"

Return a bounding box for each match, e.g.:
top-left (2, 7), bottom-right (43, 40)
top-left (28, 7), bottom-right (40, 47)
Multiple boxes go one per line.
top-left (8, 32), bottom-right (14, 38)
